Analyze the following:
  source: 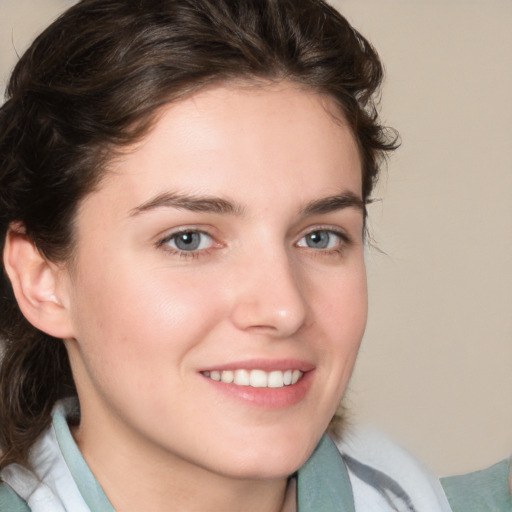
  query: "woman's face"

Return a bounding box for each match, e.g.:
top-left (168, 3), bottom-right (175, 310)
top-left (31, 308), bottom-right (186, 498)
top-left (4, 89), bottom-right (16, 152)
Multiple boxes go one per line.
top-left (61, 81), bottom-right (367, 481)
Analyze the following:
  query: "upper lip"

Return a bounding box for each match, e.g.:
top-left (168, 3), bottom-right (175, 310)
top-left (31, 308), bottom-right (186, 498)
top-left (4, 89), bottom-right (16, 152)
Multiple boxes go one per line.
top-left (198, 358), bottom-right (314, 373)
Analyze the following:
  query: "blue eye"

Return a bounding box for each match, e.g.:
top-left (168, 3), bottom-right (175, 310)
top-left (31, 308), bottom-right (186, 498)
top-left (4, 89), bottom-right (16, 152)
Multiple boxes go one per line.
top-left (163, 231), bottom-right (213, 252)
top-left (297, 230), bottom-right (342, 250)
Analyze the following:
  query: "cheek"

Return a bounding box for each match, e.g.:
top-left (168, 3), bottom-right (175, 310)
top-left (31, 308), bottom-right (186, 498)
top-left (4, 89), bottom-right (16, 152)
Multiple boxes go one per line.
top-left (128, 267), bottom-right (228, 336)
top-left (66, 264), bottom-right (231, 425)
top-left (312, 262), bottom-right (368, 383)
top-left (315, 261), bottom-right (368, 337)
top-left (300, 263), bottom-right (367, 427)
top-left (69, 260), bottom-right (227, 371)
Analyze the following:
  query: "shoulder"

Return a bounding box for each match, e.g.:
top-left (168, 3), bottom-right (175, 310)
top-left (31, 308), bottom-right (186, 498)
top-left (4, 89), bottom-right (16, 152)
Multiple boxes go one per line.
top-left (441, 457), bottom-right (512, 512)
top-left (0, 481), bottom-right (30, 511)
top-left (335, 427), bottom-right (452, 511)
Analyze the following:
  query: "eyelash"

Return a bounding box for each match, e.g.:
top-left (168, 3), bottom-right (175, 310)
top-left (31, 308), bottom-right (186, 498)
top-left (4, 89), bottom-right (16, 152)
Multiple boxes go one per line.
top-left (156, 227), bottom-right (351, 260)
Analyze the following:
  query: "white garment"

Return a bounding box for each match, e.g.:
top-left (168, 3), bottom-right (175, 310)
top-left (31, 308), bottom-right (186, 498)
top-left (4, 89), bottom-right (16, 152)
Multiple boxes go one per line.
top-left (1, 423), bottom-right (92, 512)
top-left (338, 427), bottom-right (453, 512)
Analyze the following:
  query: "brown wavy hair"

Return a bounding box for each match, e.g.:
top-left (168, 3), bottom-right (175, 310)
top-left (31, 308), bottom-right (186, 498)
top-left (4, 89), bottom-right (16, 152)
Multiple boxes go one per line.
top-left (0, 0), bottom-right (398, 469)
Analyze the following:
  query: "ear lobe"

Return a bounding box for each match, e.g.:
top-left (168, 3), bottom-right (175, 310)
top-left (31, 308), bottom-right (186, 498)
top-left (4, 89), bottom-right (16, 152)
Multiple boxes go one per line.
top-left (3, 225), bottom-right (74, 339)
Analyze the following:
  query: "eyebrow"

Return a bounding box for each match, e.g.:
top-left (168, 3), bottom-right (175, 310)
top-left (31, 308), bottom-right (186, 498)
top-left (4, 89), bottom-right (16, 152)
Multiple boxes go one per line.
top-left (300, 192), bottom-right (366, 216)
top-left (129, 190), bottom-right (365, 218)
top-left (129, 192), bottom-right (245, 217)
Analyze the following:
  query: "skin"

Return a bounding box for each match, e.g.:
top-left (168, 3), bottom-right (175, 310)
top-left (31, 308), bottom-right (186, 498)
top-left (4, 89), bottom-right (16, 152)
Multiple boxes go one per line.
top-left (49, 81), bottom-right (367, 511)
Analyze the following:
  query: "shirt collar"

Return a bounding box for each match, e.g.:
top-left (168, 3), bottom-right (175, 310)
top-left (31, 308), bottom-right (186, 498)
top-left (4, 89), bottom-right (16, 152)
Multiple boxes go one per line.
top-left (297, 434), bottom-right (355, 512)
top-left (53, 401), bottom-right (115, 512)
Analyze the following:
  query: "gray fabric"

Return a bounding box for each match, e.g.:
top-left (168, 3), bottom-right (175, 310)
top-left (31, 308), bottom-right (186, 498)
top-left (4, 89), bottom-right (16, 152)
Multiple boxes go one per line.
top-left (342, 453), bottom-right (417, 512)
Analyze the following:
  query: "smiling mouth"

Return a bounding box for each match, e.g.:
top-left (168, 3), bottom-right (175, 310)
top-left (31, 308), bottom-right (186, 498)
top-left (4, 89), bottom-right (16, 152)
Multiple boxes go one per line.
top-left (201, 369), bottom-right (304, 388)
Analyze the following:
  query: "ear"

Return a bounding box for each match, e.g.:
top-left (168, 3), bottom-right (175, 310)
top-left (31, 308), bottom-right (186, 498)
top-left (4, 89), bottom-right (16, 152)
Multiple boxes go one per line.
top-left (3, 224), bottom-right (74, 339)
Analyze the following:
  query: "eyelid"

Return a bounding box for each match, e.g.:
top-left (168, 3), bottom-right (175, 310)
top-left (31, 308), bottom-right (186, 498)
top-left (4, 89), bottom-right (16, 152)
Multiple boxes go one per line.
top-left (156, 225), bottom-right (214, 243)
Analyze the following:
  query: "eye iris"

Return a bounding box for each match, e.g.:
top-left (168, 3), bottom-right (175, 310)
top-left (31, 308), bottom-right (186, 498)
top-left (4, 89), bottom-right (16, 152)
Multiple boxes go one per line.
top-left (175, 232), bottom-right (201, 251)
top-left (306, 231), bottom-right (330, 249)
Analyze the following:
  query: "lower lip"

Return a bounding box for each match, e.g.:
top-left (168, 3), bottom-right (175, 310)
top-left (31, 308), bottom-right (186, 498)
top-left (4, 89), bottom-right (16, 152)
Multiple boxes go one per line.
top-left (200, 371), bottom-right (314, 409)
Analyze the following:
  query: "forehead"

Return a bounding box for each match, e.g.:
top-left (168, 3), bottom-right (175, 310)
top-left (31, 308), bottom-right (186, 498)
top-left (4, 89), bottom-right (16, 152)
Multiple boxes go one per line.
top-left (83, 81), bottom-right (362, 219)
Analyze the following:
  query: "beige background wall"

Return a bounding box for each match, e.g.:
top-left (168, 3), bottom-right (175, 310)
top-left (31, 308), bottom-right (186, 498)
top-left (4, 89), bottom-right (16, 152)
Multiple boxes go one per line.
top-left (1, 0), bottom-right (511, 476)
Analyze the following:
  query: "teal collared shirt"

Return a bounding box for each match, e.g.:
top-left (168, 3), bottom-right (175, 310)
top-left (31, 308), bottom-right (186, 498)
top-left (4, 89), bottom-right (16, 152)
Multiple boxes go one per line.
top-left (298, 434), bottom-right (355, 511)
top-left (1, 403), bottom-right (357, 511)
top-left (441, 457), bottom-right (512, 512)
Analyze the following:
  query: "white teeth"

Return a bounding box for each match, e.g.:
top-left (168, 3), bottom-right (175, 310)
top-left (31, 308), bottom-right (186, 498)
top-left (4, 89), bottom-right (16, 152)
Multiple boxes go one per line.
top-left (250, 369), bottom-right (268, 388)
top-left (233, 369), bottom-right (250, 386)
top-left (268, 370), bottom-right (284, 388)
top-left (220, 370), bottom-right (234, 383)
top-left (203, 369), bottom-right (304, 388)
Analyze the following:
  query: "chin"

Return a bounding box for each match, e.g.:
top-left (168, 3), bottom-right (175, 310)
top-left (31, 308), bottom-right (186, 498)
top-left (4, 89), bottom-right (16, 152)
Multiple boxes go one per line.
top-left (211, 427), bottom-right (321, 480)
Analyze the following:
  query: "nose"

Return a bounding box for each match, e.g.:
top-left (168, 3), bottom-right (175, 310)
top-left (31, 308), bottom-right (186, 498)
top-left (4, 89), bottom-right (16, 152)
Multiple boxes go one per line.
top-left (229, 248), bottom-right (308, 338)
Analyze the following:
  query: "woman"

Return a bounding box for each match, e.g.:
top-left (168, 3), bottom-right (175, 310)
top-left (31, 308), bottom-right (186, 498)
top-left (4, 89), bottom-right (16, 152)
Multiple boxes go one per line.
top-left (0, 1), bottom-right (452, 510)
